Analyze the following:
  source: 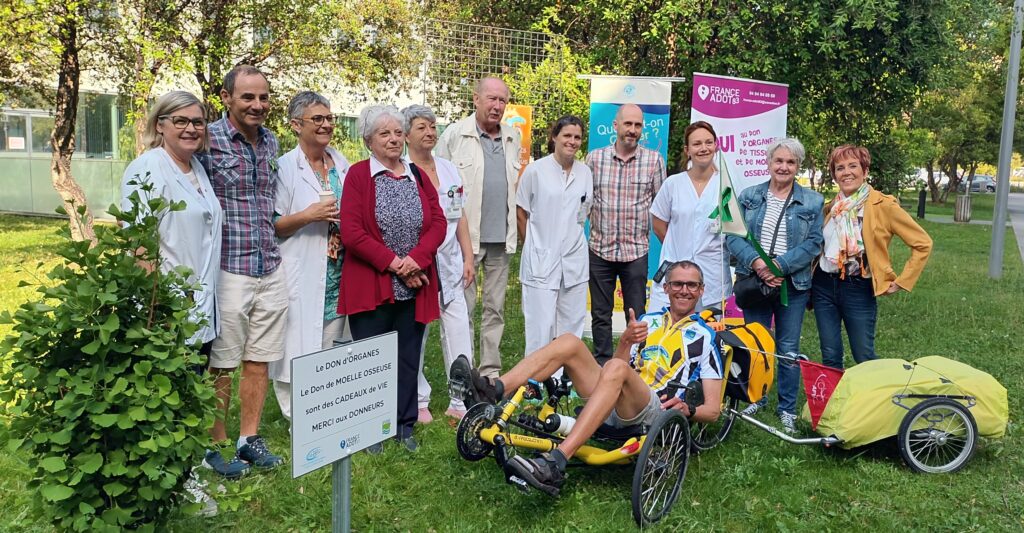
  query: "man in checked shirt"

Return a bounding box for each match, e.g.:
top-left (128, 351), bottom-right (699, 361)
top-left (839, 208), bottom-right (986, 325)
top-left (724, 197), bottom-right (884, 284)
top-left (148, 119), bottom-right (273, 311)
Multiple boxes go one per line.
top-left (584, 104), bottom-right (666, 366)
top-left (198, 65), bottom-right (287, 477)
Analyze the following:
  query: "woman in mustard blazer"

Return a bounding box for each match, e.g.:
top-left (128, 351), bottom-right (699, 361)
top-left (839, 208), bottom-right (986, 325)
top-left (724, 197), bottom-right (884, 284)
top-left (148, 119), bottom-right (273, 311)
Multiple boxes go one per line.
top-left (812, 144), bottom-right (932, 369)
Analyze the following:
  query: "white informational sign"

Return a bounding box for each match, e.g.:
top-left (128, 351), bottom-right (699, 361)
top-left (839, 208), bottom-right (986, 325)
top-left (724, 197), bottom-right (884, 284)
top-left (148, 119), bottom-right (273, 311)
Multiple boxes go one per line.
top-left (690, 72), bottom-right (789, 192)
top-left (291, 332), bottom-right (397, 478)
top-left (8, 137), bottom-right (25, 150)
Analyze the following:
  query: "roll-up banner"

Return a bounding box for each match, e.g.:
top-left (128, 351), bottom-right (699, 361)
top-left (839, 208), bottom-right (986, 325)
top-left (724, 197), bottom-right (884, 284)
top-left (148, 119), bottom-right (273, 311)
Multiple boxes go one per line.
top-left (584, 77), bottom-right (675, 336)
top-left (690, 72), bottom-right (789, 192)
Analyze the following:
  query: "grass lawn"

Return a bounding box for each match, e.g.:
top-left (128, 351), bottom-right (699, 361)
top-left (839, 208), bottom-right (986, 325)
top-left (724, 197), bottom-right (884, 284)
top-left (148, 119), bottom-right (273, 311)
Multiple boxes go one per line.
top-left (1, 213), bottom-right (1022, 532)
top-left (898, 190), bottom-right (997, 222)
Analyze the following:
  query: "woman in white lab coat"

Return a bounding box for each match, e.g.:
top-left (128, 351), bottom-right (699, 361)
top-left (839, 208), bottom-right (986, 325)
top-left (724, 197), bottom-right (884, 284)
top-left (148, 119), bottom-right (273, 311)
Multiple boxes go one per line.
top-left (403, 104), bottom-right (476, 421)
top-left (516, 115), bottom-right (593, 359)
top-left (649, 120), bottom-right (732, 313)
top-left (120, 91), bottom-right (223, 351)
top-left (269, 91), bottom-right (351, 420)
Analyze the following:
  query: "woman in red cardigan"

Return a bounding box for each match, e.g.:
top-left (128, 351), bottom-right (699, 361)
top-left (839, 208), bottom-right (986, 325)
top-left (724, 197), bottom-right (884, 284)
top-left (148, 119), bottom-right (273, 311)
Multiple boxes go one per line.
top-left (339, 104), bottom-right (446, 453)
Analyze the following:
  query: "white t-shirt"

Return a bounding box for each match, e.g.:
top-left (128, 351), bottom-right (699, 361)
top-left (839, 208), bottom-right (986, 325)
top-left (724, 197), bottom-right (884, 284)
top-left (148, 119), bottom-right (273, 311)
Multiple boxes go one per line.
top-left (516, 154), bottom-right (593, 290)
top-left (649, 171), bottom-right (732, 310)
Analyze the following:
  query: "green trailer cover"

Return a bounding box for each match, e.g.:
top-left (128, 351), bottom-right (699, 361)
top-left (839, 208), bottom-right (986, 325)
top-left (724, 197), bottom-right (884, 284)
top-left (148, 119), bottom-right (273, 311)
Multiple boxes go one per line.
top-left (802, 356), bottom-right (1008, 449)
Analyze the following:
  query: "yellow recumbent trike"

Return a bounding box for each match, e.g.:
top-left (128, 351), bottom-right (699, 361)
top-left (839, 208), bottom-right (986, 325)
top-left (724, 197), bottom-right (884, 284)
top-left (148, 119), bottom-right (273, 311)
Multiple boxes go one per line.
top-left (455, 376), bottom-right (698, 526)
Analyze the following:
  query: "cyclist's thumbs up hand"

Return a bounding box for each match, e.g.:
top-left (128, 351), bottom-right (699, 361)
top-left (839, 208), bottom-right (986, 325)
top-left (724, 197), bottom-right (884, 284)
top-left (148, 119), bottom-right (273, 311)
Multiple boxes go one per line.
top-left (622, 309), bottom-right (648, 344)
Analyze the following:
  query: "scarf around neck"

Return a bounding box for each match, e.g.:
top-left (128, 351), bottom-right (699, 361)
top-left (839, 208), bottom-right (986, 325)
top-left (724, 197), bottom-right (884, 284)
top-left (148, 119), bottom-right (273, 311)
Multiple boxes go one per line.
top-left (822, 183), bottom-right (871, 277)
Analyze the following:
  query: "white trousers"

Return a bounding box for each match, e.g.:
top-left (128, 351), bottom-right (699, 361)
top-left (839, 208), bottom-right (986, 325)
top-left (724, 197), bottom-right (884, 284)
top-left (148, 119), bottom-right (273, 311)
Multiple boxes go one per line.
top-left (522, 282), bottom-right (587, 380)
top-left (417, 290), bottom-right (474, 411)
top-left (273, 317), bottom-right (349, 421)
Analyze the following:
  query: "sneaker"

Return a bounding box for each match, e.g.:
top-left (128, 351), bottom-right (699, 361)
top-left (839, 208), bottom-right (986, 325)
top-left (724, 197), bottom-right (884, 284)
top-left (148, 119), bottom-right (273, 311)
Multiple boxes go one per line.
top-left (201, 449), bottom-right (250, 479)
top-left (401, 436), bottom-right (418, 453)
top-left (417, 407), bottom-right (433, 424)
top-left (183, 472), bottom-right (218, 517)
top-left (779, 412), bottom-right (798, 434)
top-left (505, 453), bottom-right (565, 497)
top-left (237, 435), bottom-right (284, 469)
top-left (740, 400), bottom-right (765, 417)
top-left (366, 441), bottom-right (384, 455)
top-left (449, 354), bottom-right (501, 406)
top-left (445, 407), bottom-right (467, 420)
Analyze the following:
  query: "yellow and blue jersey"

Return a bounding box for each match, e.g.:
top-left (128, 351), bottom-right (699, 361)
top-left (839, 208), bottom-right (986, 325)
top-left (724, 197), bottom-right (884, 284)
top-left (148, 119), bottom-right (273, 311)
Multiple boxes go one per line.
top-left (629, 310), bottom-right (725, 399)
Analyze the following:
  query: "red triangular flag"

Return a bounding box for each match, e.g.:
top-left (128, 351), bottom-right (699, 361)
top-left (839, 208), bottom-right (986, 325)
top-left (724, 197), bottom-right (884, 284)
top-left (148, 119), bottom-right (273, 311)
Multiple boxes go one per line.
top-left (799, 360), bottom-right (844, 430)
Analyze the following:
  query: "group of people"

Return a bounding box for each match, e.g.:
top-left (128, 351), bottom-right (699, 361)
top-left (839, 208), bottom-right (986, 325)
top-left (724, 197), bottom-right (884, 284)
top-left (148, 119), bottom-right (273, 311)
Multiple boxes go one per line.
top-left (122, 64), bottom-right (933, 499)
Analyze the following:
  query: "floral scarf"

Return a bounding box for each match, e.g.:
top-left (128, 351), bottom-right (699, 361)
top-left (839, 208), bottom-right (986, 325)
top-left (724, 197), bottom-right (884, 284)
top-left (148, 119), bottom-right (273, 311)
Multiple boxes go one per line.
top-left (822, 183), bottom-right (871, 277)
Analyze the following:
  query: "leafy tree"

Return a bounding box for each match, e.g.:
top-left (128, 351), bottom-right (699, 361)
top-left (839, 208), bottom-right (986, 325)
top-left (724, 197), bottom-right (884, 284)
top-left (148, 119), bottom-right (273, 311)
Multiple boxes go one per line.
top-left (0, 0), bottom-right (116, 241)
top-left (445, 0), bottom-right (992, 193)
top-left (0, 187), bottom-right (217, 531)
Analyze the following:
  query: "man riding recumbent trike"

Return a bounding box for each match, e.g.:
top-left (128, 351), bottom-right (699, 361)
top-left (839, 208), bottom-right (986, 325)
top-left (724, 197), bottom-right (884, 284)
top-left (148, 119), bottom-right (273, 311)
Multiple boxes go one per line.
top-left (448, 261), bottom-right (776, 526)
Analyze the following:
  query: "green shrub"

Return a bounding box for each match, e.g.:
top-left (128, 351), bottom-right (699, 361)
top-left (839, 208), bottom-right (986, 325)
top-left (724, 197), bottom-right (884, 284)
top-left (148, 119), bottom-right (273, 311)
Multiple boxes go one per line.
top-left (0, 183), bottom-right (217, 532)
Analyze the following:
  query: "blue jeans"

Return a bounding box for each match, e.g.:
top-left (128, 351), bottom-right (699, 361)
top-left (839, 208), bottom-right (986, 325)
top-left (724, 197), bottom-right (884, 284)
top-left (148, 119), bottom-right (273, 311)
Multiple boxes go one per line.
top-left (742, 281), bottom-right (810, 416)
top-left (811, 269), bottom-right (878, 369)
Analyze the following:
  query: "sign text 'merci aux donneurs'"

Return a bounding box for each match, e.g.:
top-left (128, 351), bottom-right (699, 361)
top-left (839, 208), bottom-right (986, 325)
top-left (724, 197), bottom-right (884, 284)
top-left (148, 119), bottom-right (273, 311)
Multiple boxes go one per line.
top-left (291, 332), bottom-right (397, 478)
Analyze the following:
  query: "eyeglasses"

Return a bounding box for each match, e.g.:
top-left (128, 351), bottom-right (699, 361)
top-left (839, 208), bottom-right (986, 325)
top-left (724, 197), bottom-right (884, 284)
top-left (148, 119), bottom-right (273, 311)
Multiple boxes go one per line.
top-left (160, 115), bottom-right (207, 130)
top-left (299, 114), bottom-right (337, 126)
top-left (664, 280), bottom-right (703, 291)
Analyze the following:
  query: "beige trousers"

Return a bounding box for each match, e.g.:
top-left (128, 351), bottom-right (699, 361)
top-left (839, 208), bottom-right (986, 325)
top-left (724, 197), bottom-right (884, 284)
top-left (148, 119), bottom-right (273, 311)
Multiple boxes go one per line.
top-left (464, 243), bottom-right (510, 379)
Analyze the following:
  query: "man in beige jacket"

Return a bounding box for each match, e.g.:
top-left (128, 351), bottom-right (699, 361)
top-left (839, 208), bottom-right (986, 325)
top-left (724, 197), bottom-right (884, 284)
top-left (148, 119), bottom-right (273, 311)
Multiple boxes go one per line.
top-left (436, 77), bottom-right (522, 380)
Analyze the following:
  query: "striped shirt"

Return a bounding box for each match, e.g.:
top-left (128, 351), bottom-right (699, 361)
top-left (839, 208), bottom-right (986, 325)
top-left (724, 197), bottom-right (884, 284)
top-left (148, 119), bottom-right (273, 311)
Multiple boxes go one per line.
top-left (757, 193), bottom-right (789, 256)
top-left (585, 145), bottom-right (667, 262)
top-left (199, 118), bottom-right (282, 277)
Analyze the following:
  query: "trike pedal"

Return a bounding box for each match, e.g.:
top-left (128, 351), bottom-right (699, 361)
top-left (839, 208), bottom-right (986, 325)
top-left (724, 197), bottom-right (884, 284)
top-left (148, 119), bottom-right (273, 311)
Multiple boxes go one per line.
top-left (507, 475), bottom-right (530, 493)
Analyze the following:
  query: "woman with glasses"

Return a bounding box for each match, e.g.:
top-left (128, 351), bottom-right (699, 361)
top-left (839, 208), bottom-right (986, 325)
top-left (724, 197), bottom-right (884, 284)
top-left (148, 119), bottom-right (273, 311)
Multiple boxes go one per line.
top-left (120, 90), bottom-right (222, 513)
top-left (649, 121), bottom-right (732, 314)
top-left (121, 90), bottom-right (222, 353)
top-left (725, 138), bottom-right (824, 433)
top-left (516, 115), bottom-right (592, 366)
top-left (268, 91), bottom-right (351, 420)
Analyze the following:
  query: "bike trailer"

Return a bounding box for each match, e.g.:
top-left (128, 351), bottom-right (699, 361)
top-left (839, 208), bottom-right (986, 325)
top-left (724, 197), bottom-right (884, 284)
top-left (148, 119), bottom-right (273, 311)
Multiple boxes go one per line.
top-left (802, 356), bottom-right (1008, 449)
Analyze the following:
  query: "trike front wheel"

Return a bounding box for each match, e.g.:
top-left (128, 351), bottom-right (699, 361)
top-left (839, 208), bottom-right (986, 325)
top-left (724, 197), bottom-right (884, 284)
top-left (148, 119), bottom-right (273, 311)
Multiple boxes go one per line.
top-left (898, 398), bottom-right (977, 474)
top-left (631, 410), bottom-right (690, 526)
top-left (691, 395), bottom-right (739, 454)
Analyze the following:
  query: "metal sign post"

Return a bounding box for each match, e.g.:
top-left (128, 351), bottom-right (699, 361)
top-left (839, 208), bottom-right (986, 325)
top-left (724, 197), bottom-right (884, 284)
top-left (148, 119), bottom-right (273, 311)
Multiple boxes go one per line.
top-left (290, 332), bottom-right (398, 532)
top-left (989, 0), bottom-right (1024, 278)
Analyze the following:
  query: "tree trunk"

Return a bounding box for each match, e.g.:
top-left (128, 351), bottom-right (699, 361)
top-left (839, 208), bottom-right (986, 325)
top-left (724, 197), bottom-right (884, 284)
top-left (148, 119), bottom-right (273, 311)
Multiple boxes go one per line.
top-left (926, 159), bottom-right (941, 203)
top-left (51, 7), bottom-right (95, 243)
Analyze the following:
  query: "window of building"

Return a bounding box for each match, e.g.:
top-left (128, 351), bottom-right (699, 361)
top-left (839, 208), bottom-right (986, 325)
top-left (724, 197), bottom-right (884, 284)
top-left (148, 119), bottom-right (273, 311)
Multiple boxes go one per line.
top-left (0, 113), bottom-right (29, 153)
top-left (31, 115), bottom-right (54, 153)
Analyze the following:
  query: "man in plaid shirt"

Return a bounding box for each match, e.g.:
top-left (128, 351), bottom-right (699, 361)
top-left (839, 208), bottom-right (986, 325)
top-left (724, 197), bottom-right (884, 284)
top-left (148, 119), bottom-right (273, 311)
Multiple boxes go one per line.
top-left (584, 104), bottom-right (666, 365)
top-left (198, 65), bottom-right (288, 477)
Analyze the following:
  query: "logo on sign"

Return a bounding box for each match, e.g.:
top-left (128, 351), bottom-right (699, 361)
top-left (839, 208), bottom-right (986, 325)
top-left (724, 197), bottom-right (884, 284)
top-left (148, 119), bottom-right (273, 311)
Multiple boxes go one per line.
top-left (624, 84), bottom-right (636, 97)
top-left (697, 85), bottom-right (710, 100)
top-left (305, 447), bottom-right (322, 462)
top-left (381, 420), bottom-right (392, 435)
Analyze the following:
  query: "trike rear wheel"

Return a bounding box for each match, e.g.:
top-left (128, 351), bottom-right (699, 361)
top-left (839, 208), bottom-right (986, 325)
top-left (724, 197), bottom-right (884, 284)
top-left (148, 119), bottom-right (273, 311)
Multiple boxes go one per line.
top-left (898, 398), bottom-right (977, 474)
top-left (456, 403), bottom-right (496, 461)
top-left (631, 410), bottom-right (690, 526)
top-left (690, 396), bottom-right (739, 454)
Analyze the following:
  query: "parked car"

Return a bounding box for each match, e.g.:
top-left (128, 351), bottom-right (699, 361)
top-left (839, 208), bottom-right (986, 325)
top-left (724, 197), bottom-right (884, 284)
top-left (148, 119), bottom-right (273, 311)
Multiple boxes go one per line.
top-left (959, 175), bottom-right (997, 193)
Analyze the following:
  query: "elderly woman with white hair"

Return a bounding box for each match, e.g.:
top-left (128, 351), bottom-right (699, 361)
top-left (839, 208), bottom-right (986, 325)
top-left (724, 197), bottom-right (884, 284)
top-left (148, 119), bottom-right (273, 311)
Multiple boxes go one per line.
top-left (269, 91), bottom-right (351, 421)
top-left (338, 104), bottom-right (446, 452)
top-left (402, 104), bottom-right (476, 421)
top-left (725, 137), bottom-right (824, 433)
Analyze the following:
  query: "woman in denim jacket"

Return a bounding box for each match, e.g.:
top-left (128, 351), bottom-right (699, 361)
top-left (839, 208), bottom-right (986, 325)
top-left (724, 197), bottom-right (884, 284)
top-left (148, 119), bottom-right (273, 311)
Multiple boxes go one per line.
top-left (725, 137), bottom-right (823, 433)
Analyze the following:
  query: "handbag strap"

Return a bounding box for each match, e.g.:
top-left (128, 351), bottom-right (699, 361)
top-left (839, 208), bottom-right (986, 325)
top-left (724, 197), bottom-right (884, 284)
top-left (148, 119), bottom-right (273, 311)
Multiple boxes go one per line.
top-left (766, 187), bottom-right (795, 257)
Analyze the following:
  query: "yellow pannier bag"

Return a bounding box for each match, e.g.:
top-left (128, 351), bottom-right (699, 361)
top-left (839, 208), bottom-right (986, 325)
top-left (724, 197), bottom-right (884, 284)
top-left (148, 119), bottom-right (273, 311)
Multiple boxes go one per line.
top-left (718, 322), bottom-right (776, 405)
top-left (802, 356), bottom-right (1008, 449)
